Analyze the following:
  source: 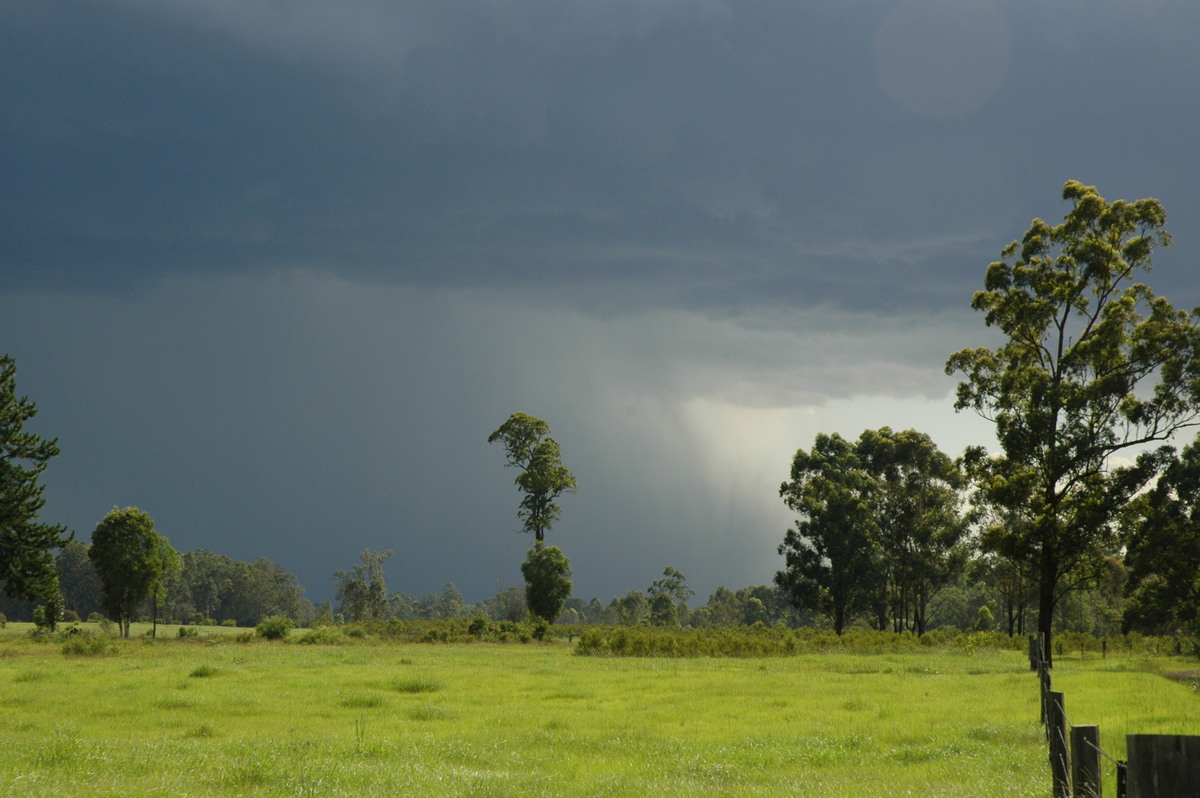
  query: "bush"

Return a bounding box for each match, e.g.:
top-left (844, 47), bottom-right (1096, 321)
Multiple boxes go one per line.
top-left (61, 632), bottom-right (115, 657)
top-left (33, 592), bottom-right (63, 634)
top-left (0, 612), bottom-right (6, 628)
top-left (61, 609), bottom-right (80, 623)
top-left (178, 626), bottom-right (200, 638)
top-left (255, 616), bottom-right (293, 641)
top-left (297, 626), bottom-right (345, 645)
top-left (221, 619), bottom-right (237, 627)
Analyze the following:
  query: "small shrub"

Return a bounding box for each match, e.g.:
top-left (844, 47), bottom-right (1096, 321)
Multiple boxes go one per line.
top-left (61, 632), bottom-right (114, 657)
top-left (221, 619), bottom-right (237, 627)
top-left (0, 612), bottom-right (6, 628)
top-left (255, 616), bottom-right (293, 641)
top-left (178, 626), bottom-right (200, 638)
top-left (33, 594), bottom-right (63, 634)
top-left (189, 664), bottom-right (218, 678)
top-left (531, 620), bottom-right (551, 641)
top-left (61, 609), bottom-right (80, 623)
top-left (297, 626), bottom-right (345, 645)
top-left (235, 631), bottom-right (254, 644)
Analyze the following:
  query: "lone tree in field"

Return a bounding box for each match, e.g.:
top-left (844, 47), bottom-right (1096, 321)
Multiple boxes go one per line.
top-left (488, 412), bottom-right (576, 542)
top-left (946, 180), bottom-right (1200, 664)
top-left (521, 541), bottom-right (572, 623)
top-left (0, 354), bottom-right (68, 612)
top-left (89, 507), bottom-right (173, 638)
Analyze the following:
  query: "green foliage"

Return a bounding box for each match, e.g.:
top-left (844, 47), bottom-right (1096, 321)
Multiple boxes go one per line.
top-left (168, 548), bottom-right (308, 628)
top-left (776, 432), bottom-right (879, 634)
top-left (975, 605), bottom-right (995, 632)
top-left (334, 549), bottom-right (391, 622)
top-left (521, 541), bottom-right (572, 623)
top-left (60, 631), bottom-right (114, 657)
top-left (88, 507), bottom-right (167, 638)
top-left (574, 626), bottom-right (974, 658)
top-left (1124, 439), bottom-right (1200, 636)
top-left (947, 181), bottom-right (1200, 662)
top-left (33, 587), bottom-right (63, 633)
top-left (177, 626), bottom-right (200, 638)
top-left (0, 612), bottom-right (6, 628)
top-left (0, 354), bottom-right (68, 604)
top-left (255, 615), bottom-right (294, 641)
top-left (648, 566), bottom-right (693, 626)
top-left (297, 625), bottom-right (346, 645)
top-left (488, 412), bottom-right (577, 542)
top-left (649, 593), bottom-right (678, 627)
top-left (855, 427), bottom-right (969, 634)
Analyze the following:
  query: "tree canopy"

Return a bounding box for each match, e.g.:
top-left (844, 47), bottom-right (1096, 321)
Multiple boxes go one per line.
top-left (488, 412), bottom-right (577, 542)
top-left (775, 428), bottom-right (967, 635)
top-left (0, 354), bottom-right (67, 605)
top-left (1122, 441), bottom-right (1200, 636)
top-left (946, 180), bottom-right (1200, 662)
top-left (334, 549), bottom-right (391, 622)
top-left (89, 507), bottom-right (171, 638)
top-left (776, 432), bottom-right (879, 634)
top-left (520, 541), bottom-right (572, 623)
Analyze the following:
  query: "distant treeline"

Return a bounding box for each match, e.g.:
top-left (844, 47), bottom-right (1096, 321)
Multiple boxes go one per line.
top-left (0, 539), bottom-right (1133, 640)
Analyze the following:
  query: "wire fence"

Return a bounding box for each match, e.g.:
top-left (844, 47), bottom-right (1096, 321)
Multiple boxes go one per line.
top-left (1029, 635), bottom-right (1199, 798)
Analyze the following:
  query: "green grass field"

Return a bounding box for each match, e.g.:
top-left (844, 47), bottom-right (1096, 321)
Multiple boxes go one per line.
top-left (1, 625), bottom-right (1196, 796)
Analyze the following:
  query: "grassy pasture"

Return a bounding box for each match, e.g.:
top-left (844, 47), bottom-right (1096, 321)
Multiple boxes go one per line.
top-left (1, 626), bottom-right (1196, 797)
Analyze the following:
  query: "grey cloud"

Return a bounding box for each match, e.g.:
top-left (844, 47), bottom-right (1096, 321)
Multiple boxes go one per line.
top-left (3, 0), bottom-right (1199, 604)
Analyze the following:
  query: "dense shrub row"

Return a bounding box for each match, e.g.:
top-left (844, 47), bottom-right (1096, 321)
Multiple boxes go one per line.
top-left (3, 617), bottom-right (1190, 660)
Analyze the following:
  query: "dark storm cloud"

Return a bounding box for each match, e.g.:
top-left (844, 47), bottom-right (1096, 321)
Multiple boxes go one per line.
top-left (4, 0), bottom-right (1200, 604)
top-left (14, 1), bottom-right (1198, 312)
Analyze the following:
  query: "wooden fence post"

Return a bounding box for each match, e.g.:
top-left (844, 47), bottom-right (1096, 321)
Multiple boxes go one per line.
top-left (1040, 660), bottom-right (1053, 728)
top-left (1030, 635), bottom-right (1039, 671)
top-left (1070, 724), bottom-right (1101, 798)
top-left (1049, 691), bottom-right (1071, 798)
top-left (1125, 734), bottom-right (1200, 797)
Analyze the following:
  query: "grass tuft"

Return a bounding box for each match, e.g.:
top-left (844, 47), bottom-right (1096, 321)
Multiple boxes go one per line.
top-left (390, 676), bottom-right (441, 694)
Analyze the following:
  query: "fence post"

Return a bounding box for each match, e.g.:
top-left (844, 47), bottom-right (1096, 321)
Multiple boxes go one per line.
top-left (1071, 724), bottom-right (1101, 798)
top-left (1040, 660), bottom-right (1053, 728)
top-left (1125, 734), bottom-right (1200, 797)
top-left (1049, 691), bottom-right (1071, 797)
top-left (1030, 635), bottom-right (1039, 671)
top-left (1115, 761), bottom-right (1126, 798)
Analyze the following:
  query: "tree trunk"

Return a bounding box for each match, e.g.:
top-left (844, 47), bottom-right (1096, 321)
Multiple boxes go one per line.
top-left (1038, 556), bottom-right (1056, 667)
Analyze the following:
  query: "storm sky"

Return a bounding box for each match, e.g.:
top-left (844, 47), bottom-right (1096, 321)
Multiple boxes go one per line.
top-left (3, 0), bottom-right (1198, 605)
